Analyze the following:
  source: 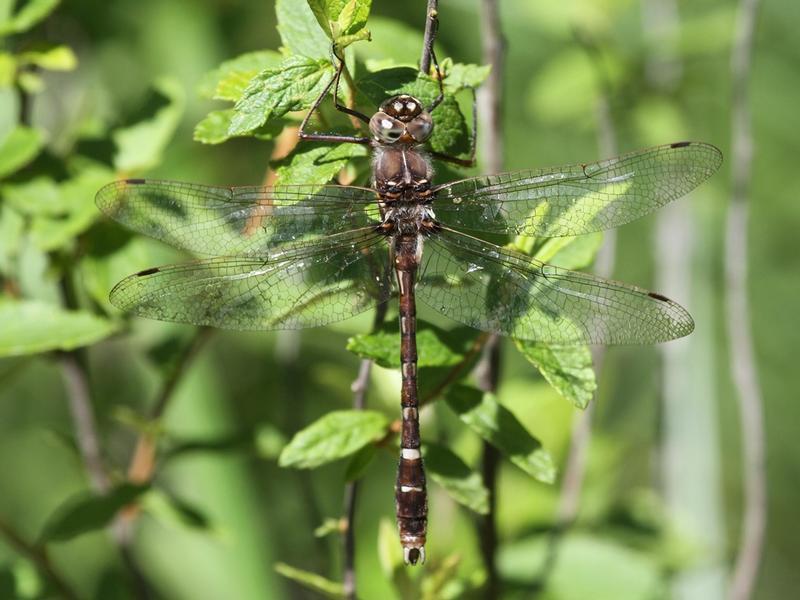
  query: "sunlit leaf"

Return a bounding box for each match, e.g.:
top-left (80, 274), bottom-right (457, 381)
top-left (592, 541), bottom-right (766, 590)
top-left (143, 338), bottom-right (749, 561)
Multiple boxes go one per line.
top-left (112, 77), bottom-right (185, 173)
top-left (442, 60), bottom-right (491, 91)
top-left (2, 176), bottom-right (63, 216)
top-left (29, 163), bottom-right (114, 251)
top-left (18, 45), bottom-right (77, 71)
top-left (272, 141), bottom-right (368, 188)
top-left (530, 232), bottom-right (604, 270)
top-left (307, 0), bottom-right (371, 48)
top-left (274, 563), bottom-right (345, 599)
top-left (0, 0), bottom-right (59, 35)
top-left (425, 443), bottom-right (489, 514)
top-left (0, 52), bottom-right (16, 86)
top-left (198, 49), bottom-right (282, 100)
top-left (0, 125), bottom-right (44, 179)
top-left (347, 322), bottom-right (477, 369)
top-left (313, 517), bottom-right (343, 538)
top-left (445, 385), bottom-right (555, 483)
top-left (194, 109), bottom-right (286, 145)
top-left (514, 341), bottom-right (596, 409)
top-left (0, 300), bottom-right (118, 357)
top-left (228, 55), bottom-right (333, 137)
top-left (278, 410), bottom-right (389, 469)
top-left (276, 0), bottom-right (331, 59)
top-left (39, 483), bottom-right (149, 543)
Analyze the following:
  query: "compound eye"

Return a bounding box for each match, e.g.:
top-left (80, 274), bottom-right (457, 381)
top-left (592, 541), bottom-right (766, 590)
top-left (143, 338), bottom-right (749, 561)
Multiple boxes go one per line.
top-left (369, 112), bottom-right (405, 143)
top-left (406, 113), bottom-right (433, 142)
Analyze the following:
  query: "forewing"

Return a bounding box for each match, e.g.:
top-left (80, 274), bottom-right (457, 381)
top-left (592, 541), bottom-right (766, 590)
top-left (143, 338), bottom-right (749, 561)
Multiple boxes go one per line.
top-left (110, 228), bottom-right (391, 330)
top-left (433, 142), bottom-right (721, 237)
top-left (416, 228), bottom-right (693, 344)
top-left (96, 179), bottom-right (381, 256)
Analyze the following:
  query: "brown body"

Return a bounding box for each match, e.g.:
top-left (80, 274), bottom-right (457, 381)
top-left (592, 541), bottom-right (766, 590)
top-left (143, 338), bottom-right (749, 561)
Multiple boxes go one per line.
top-left (371, 95), bottom-right (438, 565)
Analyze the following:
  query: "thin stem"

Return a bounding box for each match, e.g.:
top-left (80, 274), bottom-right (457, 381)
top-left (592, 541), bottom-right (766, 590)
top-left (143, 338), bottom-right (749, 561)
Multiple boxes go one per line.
top-left (0, 518), bottom-right (80, 600)
top-left (419, 0), bottom-right (439, 75)
top-left (728, 0), bottom-right (766, 597)
top-left (343, 302), bottom-right (388, 600)
top-left (475, 1), bottom-right (505, 594)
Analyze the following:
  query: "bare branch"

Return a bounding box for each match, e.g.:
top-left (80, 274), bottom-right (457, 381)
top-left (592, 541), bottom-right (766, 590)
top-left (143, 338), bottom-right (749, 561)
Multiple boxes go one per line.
top-left (475, 1), bottom-right (505, 595)
top-left (419, 0), bottom-right (439, 75)
top-left (728, 0), bottom-right (766, 597)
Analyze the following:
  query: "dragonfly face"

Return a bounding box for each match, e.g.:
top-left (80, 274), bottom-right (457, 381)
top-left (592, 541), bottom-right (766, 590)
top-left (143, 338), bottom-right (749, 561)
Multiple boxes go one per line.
top-left (369, 94), bottom-right (434, 145)
top-left (96, 55), bottom-right (722, 565)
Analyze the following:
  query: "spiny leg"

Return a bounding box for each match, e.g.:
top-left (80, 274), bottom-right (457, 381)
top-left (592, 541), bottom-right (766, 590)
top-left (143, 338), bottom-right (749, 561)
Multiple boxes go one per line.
top-left (299, 48), bottom-right (371, 145)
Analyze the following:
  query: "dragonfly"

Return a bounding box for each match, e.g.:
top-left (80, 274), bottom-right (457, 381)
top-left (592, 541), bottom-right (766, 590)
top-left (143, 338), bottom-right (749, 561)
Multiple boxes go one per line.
top-left (96, 50), bottom-right (722, 565)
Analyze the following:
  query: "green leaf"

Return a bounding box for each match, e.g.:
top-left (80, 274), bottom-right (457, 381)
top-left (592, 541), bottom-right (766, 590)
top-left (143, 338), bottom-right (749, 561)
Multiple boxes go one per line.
top-left (347, 322), bottom-right (476, 369)
top-left (274, 563), bottom-right (345, 599)
top-left (313, 517), bottom-right (343, 538)
top-left (276, 0), bottom-right (331, 59)
top-left (514, 341), bottom-right (596, 409)
top-left (272, 141), bottom-right (367, 188)
top-left (228, 55), bottom-right (333, 137)
top-left (358, 67), bottom-right (469, 155)
top-left (425, 443), bottom-right (489, 514)
top-left (343, 443), bottom-right (376, 481)
top-left (0, 300), bottom-right (118, 357)
top-left (442, 61), bottom-right (491, 91)
top-left (0, 125), bottom-right (44, 179)
top-left (445, 385), bottom-right (555, 483)
top-left (278, 410), bottom-right (389, 469)
top-left (0, 52), bottom-right (17, 86)
top-left (529, 232), bottom-right (604, 270)
top-left (40, 483), bottom-right (149, 543)
top-left (254, 423), bottom-right (289, 461)
top-left (2, 176), bottom-right (63, 216)
top-left (112, 77), bottom-right (185, 173)
top-left (18, 45), bottom-right (77, 71)
top-left (352, 16), bottom-right (421, 71)
top-left (29, 162), bottom-right (115, 251)
top-left (198, 49), bottom-right (282, 100)
top-left (141, 488), bottom-right (213, 532)
top-left (0, 0), bottom-right (59, 35)
top-left (194, 109), bottom-right (287, 145)
top-left (307, 0), bottom-right (371, 47)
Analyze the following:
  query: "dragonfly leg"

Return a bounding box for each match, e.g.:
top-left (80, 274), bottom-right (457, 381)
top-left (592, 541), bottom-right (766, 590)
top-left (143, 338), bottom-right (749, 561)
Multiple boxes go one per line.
top-left (298, 49), bottom-right (371, 145)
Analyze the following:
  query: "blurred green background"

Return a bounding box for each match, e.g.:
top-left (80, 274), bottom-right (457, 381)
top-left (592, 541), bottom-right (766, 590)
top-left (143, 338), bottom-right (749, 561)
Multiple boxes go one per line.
top-left (0, 0), bottom-right (797, 598)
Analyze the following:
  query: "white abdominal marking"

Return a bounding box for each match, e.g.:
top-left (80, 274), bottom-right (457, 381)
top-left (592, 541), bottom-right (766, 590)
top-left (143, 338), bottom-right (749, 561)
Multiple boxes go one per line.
top-left (401, 448), bottom-right (421, 460)
top-left (400, 485), bottom-right (424, 493)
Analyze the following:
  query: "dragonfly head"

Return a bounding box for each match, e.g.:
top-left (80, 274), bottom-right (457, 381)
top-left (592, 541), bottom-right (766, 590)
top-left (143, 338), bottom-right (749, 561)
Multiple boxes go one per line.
top-left (370, 94), bottom-right (434, 145)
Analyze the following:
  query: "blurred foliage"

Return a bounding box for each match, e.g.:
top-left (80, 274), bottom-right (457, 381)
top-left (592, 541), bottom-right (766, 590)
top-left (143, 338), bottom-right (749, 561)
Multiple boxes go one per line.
top-left (0, 0), bottom-right (797, 599)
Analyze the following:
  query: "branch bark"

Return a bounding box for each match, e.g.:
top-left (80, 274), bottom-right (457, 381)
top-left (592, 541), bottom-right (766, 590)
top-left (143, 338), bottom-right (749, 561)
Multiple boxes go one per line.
top-left (419, 0), bottom-right (439, 74)
top-left (728, 0), bottom-right (766, 597)
top-left (476, 1), bottom-right (505, 596)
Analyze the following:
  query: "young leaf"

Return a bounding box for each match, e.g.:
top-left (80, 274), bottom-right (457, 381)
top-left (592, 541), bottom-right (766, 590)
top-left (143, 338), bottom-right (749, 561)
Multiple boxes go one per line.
top-left (272, 141), bottom-right (368, 188)
top-left (194, 109), bottom-right (285, 145)
top-left (228, 56), bottom-right (333, 137)
top-left (445, 385), bottom-right (555, 483)
top-left (425, 443), bottom-right (489, 514)
top-left (0, 126), bottom-right (44, 179)
top-left (347, 322), bottom-right (477, 369)
top-left (198, 49), bottom-right (282, 100)
top-left (112, 77), bottom-right (185, 173)
top-left (276, 0), bottom-right (331, 59)
top-left (442, 61), bottom-right (491, 91)
top-left (0, 0), bottom-right (59, 35)
top-left (39, 483), bottom-right (150, 543)
top-left (307, 0), bottom-right (371, 43)
top-left (18, 45), bottom-right (77, 71)
top-left (278, 410), bottom-right (389, 469)
top-left (358, 67), bottom-right (470, 155)
top-left (274, 563), bottom-right (345, 599)
top-left (514, 341), bottom-right (596, 409)
top-left (0, 300), bottom-right (118, 357)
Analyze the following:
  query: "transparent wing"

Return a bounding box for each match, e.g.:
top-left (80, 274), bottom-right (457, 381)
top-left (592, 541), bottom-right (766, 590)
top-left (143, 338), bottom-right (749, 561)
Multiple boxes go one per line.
top-left (110, 228), bottom-right (391, 330)
top-left (96, 179), bottom-right (381, 256)
top-left (433, 142), bottom-right (721, 237)
top-left (416, 228), bottom-right (693, 344)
